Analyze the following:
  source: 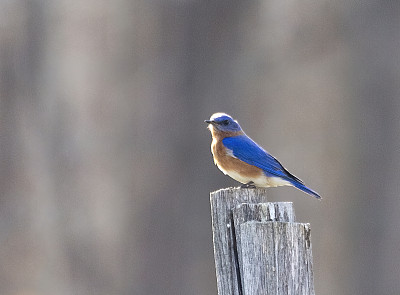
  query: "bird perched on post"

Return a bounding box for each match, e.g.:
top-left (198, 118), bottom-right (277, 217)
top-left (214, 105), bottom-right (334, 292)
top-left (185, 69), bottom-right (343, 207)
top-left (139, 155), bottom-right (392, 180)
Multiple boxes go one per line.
top-left (205, 112), bottom-right (321, 199)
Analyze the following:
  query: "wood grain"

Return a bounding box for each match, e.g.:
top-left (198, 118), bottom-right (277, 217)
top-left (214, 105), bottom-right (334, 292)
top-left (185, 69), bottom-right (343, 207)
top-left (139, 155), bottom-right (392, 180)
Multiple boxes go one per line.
top-left (210, 188), bottom-right (314, 295)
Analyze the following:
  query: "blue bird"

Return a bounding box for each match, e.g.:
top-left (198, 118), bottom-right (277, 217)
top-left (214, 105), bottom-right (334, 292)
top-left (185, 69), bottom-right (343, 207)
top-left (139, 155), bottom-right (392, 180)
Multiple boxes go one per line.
top-left (205, 112), bottom-right (321, 199)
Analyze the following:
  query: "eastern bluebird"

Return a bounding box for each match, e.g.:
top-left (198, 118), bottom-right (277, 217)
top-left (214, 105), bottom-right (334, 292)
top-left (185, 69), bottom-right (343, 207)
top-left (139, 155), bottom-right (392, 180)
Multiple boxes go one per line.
top-left (205, 112), bottom-right (321, 199)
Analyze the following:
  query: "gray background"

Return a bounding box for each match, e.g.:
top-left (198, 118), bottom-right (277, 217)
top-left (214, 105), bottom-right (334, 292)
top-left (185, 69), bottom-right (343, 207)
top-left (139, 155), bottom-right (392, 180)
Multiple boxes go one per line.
top-left (1, 0), bottom-right (399, 294)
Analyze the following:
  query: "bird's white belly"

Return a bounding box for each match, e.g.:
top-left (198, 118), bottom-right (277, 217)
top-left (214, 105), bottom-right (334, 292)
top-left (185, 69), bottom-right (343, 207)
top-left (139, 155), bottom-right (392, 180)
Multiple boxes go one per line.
top-left (220, 167), bottom-right (291, 188)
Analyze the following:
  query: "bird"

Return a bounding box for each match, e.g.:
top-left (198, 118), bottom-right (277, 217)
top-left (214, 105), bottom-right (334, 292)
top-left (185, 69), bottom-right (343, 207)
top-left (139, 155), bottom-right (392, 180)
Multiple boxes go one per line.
top-left (205, 112), bottom-right (321, 199)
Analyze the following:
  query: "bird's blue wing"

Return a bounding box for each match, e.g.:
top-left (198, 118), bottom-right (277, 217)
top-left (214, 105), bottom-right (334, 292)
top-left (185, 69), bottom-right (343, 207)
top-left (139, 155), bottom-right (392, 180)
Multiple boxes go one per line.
top-left (222, 135), bottom-right (303, 183)
top-left (223, 135), bottom-right (321, 199)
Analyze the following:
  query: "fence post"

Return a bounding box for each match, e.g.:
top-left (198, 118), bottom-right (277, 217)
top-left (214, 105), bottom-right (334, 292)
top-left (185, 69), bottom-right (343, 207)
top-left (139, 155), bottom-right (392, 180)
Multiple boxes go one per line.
top-left (210, 187), bottom-right (315, 295)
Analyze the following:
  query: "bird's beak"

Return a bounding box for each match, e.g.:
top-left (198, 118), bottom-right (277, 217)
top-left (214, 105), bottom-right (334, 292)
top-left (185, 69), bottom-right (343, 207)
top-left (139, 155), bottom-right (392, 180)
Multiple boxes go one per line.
top-left (204, 120), bottom-right (214, 125)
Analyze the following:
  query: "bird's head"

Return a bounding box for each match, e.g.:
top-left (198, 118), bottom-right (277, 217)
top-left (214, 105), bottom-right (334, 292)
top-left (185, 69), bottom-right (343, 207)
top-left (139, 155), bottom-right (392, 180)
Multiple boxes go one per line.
top-left (205, 113), bottom-right (243, 136)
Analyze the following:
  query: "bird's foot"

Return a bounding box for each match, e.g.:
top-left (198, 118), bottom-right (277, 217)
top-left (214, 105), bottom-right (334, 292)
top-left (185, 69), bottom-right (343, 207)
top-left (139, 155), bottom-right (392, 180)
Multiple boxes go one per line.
top-left (241, 181), bottom-right (256, 189)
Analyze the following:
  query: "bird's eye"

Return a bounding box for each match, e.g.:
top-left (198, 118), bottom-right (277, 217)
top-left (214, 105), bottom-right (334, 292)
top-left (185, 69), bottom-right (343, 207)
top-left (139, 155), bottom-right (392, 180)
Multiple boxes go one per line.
top-left (222, 120), bottom-right (229, 126)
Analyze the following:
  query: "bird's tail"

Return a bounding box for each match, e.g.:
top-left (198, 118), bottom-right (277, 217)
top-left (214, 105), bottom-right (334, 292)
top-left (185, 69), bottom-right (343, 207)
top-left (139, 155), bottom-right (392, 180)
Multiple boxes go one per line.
top-left (291, 181), bottom-right (321, 199)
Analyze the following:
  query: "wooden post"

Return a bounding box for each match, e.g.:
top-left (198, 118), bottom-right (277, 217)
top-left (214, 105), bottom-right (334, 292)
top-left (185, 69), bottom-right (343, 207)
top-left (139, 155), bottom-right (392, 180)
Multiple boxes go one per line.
top-left (210, 188), bottom-right (315, 295)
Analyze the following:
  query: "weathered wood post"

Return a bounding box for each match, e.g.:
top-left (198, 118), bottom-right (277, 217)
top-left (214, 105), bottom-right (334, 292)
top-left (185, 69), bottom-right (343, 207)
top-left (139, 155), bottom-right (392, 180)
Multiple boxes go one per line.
top-left (210, 188), bottom-right (315, 295)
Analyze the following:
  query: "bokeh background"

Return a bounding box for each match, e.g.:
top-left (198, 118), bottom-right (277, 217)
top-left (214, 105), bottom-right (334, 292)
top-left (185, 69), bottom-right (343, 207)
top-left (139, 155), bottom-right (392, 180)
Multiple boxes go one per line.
top-left (1, 1), bottom-right (400, 294)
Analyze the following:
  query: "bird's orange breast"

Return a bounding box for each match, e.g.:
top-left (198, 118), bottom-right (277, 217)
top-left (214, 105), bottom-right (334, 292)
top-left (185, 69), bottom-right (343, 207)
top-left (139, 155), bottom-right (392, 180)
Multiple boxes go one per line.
top-left (211, 137), bottom-right (265, 181)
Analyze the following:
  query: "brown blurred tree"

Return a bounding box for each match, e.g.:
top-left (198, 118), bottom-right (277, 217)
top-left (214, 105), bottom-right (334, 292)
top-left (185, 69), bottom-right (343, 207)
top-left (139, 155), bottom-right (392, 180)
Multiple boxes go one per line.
top-left (0, 1), bottom-right (399, 295)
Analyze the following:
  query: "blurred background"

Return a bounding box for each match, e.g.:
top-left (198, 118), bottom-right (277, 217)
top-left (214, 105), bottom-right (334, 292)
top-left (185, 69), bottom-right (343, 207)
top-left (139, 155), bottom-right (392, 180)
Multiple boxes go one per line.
top-left (1, 0), bottom-right (399, 294)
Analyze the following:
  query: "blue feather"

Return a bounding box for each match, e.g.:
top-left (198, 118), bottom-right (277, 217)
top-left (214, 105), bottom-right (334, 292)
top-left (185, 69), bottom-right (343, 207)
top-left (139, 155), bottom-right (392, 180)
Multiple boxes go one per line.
top-left (290, 181), bottom-right (321, 199)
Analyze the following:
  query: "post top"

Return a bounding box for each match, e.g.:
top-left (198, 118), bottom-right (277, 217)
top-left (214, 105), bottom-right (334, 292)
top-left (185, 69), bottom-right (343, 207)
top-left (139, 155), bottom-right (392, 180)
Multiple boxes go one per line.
top-left (210, 187), bottom-right (269, 195)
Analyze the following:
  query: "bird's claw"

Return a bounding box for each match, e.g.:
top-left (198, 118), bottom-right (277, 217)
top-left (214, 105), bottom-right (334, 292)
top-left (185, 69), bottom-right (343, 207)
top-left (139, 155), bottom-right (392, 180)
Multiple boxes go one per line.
top-left (241, 181), bottom-right (256, 189)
